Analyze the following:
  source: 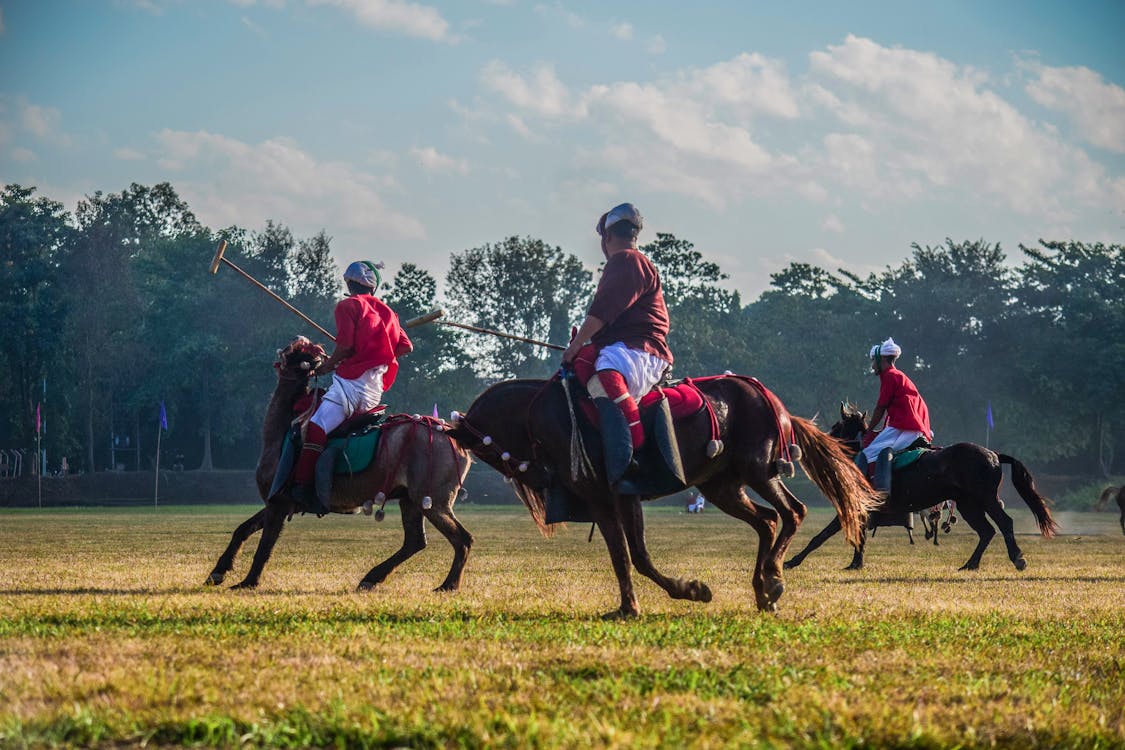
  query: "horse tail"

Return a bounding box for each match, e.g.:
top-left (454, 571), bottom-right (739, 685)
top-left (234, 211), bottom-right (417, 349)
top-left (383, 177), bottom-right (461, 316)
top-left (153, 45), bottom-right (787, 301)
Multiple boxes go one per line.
top-left (509, 479), bottom-right (558, 538)
top-left (789, 415), bottom-right (881, 547)
top-left (998, 454), bottom-right (1059, 538)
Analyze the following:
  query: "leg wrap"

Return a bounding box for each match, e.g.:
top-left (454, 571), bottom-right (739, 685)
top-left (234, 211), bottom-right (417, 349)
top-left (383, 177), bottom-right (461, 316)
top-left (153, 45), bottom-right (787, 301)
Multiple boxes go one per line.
top-left (294, 423), bottom-right (327, 485)
top-left (593, 370), bottom-right (644, 450)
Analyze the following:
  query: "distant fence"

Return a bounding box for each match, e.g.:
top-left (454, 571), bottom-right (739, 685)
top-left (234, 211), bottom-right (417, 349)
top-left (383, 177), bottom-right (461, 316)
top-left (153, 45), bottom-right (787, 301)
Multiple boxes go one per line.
top-left (0, 449), bottom-right (27, 479)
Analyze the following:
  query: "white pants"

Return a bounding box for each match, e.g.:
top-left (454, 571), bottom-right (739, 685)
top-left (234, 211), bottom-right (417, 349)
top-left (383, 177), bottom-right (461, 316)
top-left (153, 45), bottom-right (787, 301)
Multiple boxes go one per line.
top-left (862, 425), bottom-right (928, 463)
top-left (310, 365), bottom-right (388, 434)
top-left (594, 342), bottom-right (670, 400)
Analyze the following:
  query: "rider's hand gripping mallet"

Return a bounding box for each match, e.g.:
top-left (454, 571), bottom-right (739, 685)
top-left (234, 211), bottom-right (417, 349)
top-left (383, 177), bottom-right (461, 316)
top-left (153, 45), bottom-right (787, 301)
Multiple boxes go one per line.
top-left (210, 240), bottom-right (336, 342)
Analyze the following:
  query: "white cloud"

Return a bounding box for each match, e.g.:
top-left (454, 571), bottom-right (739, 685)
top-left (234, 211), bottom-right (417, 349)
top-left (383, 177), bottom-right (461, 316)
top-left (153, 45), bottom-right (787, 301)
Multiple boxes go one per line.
top-left (114, 147), bottom-right (146, 161)
top-left (21, 103), bottom-right (61, 139)
top-left (821, 214), bottom-right (844, 233)
top-left (610, 22), bottom-right (632, 41)
top-left (1022, 61), bottom-right (1125, 154)
top-left (10, 147), bottom-right (35, 162)
top-left (533, 2), bottom-right (584, 29)
top-left (151, 129), bottom-right (425, 240)
top-left (807, 35), bottom-right (1119, 219)
top-left (480, 60), bottom-right (582, 118)
top-left (307, 0), bottom-right (454, 42)
top-left (646, 34), bottom-right (666, 55)
top-left (409, 146), bottom-right (469, 174)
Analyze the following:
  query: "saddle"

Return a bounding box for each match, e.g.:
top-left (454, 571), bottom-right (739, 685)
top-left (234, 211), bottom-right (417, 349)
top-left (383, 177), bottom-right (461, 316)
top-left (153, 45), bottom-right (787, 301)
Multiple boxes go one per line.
top-left (266, 393), bottom-right (390, 503)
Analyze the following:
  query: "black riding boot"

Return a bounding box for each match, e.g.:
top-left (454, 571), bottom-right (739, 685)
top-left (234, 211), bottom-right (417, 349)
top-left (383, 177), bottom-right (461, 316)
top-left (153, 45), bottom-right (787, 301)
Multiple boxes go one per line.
top-left (874, 447), bottom-right (893, 494)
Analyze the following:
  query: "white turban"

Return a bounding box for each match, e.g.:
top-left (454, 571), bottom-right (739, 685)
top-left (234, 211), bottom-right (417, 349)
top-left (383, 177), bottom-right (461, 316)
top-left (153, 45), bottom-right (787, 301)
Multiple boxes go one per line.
top-left (878, 337), bottom-right (902, 357)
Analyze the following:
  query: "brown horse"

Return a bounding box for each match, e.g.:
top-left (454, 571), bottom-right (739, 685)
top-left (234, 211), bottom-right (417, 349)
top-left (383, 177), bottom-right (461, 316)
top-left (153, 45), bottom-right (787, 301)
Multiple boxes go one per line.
top-left (449, 375), bottom-right (880, 617)
top-left (1095, 485), bottom-right (1125, 534)
top-left (205, 337), bottom-right (474, 591)
top-left (786, 404), bottom-right (1058, 571)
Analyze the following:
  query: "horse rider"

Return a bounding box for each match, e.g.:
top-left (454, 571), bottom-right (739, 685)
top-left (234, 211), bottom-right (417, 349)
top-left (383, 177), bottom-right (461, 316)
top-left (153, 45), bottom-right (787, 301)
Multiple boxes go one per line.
top-left (858, 337), bottom-right (933, 492)
top-left (291, 261), bottom-right (413, 511)
top-left (561, 202), bottom-right (673, 471)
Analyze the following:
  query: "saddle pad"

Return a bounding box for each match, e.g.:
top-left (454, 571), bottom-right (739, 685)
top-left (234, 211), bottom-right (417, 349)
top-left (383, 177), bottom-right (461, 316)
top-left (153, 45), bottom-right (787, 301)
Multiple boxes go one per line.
top-left (639, 383), bottom-right (705, 419)
top-left (893, 447), bottom-right (928, 471)
top-left (281, 424), bottom-right (383, 475)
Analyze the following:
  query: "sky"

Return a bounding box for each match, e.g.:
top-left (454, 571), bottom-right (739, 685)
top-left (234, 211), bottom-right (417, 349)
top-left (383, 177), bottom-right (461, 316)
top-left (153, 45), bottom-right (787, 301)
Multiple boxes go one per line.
top-left (1, 0), bottom-right (1123, 301)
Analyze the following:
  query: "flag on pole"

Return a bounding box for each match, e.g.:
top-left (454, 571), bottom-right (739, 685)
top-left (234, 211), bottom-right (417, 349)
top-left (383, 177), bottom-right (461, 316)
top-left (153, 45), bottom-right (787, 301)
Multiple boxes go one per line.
top-left (36, 402), bottom-right (41, 434)
top-left (159, 401), bottom-right (168, 431)
top-left (986, 401), bottom-right (994, 430)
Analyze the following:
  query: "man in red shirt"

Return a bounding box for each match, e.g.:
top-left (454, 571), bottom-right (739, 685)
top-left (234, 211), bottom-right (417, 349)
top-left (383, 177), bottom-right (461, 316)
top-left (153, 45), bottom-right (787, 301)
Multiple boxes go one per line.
top-left (860, 337), bottom-right (933, 491)
top-left (291, 260), bottom-right (413, 512)
top-left (562, 203), bottom-right (672, 480)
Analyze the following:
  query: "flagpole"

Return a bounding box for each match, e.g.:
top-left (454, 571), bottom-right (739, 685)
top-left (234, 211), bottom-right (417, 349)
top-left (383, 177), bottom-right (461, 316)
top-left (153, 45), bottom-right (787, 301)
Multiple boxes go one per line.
top-left (154, 423), bottom-right (161, 509)
top-left (36, 410), bottom-right (42, 509)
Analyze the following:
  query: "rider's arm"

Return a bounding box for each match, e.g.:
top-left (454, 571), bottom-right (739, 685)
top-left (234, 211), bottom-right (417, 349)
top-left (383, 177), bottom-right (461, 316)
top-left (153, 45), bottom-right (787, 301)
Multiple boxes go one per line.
top-left (867, 404), bottom-right (887, 433)
top-left (562, 314), bottom-right (605, 364)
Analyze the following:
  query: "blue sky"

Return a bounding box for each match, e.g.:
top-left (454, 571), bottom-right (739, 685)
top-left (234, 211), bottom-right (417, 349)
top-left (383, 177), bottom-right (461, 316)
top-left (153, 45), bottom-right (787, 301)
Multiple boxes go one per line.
top-left (1, 0), bottom-right (1123, 300)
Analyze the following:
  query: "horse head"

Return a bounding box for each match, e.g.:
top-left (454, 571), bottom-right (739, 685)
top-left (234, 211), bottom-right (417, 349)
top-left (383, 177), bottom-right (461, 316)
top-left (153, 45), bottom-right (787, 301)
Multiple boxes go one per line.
top-left (830, 401), bottom-right (868, 442)
top-left (274, 336), bottom-right (327, 383)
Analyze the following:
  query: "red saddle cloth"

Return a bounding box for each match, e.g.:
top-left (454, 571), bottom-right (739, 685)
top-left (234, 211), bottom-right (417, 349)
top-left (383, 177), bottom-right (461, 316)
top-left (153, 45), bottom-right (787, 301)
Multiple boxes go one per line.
top-left (580, 381), bottom-right (705, 425)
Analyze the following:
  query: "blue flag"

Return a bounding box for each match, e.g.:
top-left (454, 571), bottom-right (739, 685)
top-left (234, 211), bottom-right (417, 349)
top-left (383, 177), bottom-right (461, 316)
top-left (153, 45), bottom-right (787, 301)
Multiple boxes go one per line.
top-left (159, 401), bottom-right (168, 431)
top-left (986, 401), bottom-right (994, 430)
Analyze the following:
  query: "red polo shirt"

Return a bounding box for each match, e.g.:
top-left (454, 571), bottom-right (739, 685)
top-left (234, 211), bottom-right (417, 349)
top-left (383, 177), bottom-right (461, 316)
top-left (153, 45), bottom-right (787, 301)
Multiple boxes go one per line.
top-left (334, 294), bottom-right (411, 387)
top-left (877, 366), bottom-right (932, 436)
top-left (588, 249), bottom-right (673, 363)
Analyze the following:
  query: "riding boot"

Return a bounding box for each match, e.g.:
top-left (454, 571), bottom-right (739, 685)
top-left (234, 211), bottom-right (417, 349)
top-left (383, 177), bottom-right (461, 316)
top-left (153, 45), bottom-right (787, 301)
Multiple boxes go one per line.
top-left (853, 450), bottom-right (869, 476)
top-left (874, 447), bottom-right (893, 495)
top-left (292, 423), bottom-right (329, 515)
top-left (587, 369), bottom-right (643, 486)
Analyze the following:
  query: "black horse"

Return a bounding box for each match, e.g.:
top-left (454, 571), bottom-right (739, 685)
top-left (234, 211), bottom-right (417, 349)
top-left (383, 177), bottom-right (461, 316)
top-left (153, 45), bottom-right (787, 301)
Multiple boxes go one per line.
top-left (450, 376), bottom-right (880, 617)
top-left (1095, 485), bottom-right (1125, 535)
top-left (785, 403), bottom-right (1058, 571)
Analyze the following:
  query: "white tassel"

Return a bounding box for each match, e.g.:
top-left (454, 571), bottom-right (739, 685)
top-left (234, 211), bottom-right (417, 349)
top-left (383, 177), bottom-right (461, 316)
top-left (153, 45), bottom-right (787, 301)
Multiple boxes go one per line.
top-left (518, 462), bottom-right (529, 473)
top-left (482, 436), bottom-right (493, 446)
top-left (374, 491), bottom-right (386, 504)
top-left (706, 439), bottom-right (724, 458)
top-left (788, 443), bottom-right (802, 462)
top-left (501, 451), bottom-right (511, 462)
top-left (375, 508), bottom-right (385, 522)
top-left (422, 496), bottom-right (433, 509)
top-left (362, 500), bottom-right (374, 516)
top-left (450, 411), bottom-right (462, 423)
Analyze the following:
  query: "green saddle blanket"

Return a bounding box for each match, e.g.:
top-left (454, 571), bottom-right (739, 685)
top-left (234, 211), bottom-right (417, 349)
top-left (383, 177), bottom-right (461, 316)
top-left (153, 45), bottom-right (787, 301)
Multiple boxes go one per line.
top-left (282, 425), bottom-right (383, 475)
top-left (893, 447), bottom-right (928, 471)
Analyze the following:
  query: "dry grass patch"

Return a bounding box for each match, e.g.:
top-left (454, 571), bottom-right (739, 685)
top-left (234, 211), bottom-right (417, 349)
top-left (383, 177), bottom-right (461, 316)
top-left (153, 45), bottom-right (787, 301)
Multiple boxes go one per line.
top-left (0, 505), bottom-right (1122, 748)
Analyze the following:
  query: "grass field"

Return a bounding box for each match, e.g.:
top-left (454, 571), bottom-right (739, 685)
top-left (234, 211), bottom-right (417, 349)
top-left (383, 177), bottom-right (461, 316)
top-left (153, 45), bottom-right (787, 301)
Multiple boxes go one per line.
top-left (0, 503), bottom-right (1122, 749)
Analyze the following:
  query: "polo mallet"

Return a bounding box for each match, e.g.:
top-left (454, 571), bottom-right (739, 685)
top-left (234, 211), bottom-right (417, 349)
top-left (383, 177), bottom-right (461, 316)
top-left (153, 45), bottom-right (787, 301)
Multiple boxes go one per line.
top-left (210, 240), bottom-right (336, 342)
top-left (403, 308), bottom-right (564, 350)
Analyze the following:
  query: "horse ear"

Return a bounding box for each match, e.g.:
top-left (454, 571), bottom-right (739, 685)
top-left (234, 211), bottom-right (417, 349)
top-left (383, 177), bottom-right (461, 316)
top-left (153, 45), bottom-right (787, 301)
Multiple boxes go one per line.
top-left (840, 402), bottom-right (846, 417)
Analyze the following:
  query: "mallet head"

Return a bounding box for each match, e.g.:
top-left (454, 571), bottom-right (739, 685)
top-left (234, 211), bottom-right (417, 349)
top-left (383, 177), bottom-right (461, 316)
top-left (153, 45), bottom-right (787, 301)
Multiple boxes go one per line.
top-left (210, 240), bottom-right (228, 275)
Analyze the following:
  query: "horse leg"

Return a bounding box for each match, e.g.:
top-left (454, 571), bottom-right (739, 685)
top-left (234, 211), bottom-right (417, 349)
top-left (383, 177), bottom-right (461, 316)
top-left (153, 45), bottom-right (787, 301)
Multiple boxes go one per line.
top-left (844, 526), bottom-right (866, 570)
top-left (784, 515), bottom-right (842, 569)
top-left (590, 500), bottom-right (639, 619)
top-left (956, 503), bottom-right (996, 571)
top-left (423, 502), bottom-right (474, 592)
top-left (206, 507), bottom-right (266, 585)
top-left (985, 499), bottom-right (1026, 571)
top-left (698, 480), bottom-right (779, 612)
top-left (357, 499), bottom-right (427, 591)
top-left (746, 479), bottom-right (807, 602)
top-left (614, 492), bottom-right (712, 604)
top-left (231, 500), bottom-right (292, 589)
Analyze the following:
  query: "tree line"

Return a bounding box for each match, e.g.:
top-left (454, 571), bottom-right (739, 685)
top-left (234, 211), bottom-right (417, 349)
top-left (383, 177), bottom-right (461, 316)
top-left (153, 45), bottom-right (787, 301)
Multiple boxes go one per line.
top-left (1, 182), bottom-right (1121, 477)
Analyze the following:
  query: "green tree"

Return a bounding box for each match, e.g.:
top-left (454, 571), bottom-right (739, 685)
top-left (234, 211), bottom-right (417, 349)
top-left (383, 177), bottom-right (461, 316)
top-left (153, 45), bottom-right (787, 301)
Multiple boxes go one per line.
top-left (0, 185), bottom-right (74, 467)
top-left (446, 237), bottom-right (592, 379)
top-left (384, 263), bottom-right (479, 414)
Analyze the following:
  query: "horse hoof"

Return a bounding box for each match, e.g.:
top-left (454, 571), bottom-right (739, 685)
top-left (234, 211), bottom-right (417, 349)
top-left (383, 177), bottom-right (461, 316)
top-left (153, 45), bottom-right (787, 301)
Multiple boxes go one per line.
top-left (204, 573), bottom-right (224, 586)
top-left (433, 584), bottom-right (459, 593)
top-left (230, 580), bottom-right (258, 590)
top-left (958, 563), bottom-right (978, 572)
top-left (690, 580), bottom-right (713, 603)
top-left (602, 608), bottom-right (638, 621)
top-left (765, 578), bottom-right (785, 603)
top-left (783, 559), bottom-right (800, 570)
top-left (844, 563), bottom-right (863, 571)
top-left (356, 580), bottom-right (376, 592)
top-left (1014, 557), bottom-right (1027, 571)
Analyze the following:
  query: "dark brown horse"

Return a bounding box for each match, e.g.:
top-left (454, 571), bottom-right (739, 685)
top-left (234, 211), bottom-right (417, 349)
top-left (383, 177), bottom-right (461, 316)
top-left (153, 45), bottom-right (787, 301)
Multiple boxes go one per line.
top-left (1095, 485), bottom-right (1125, 535)
top-left (785, 404), bottom-right (1058, 571)
top-left (449, 376), bottom-right (880, 617)
top-left (205, 337), bottom-right (474, 591)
